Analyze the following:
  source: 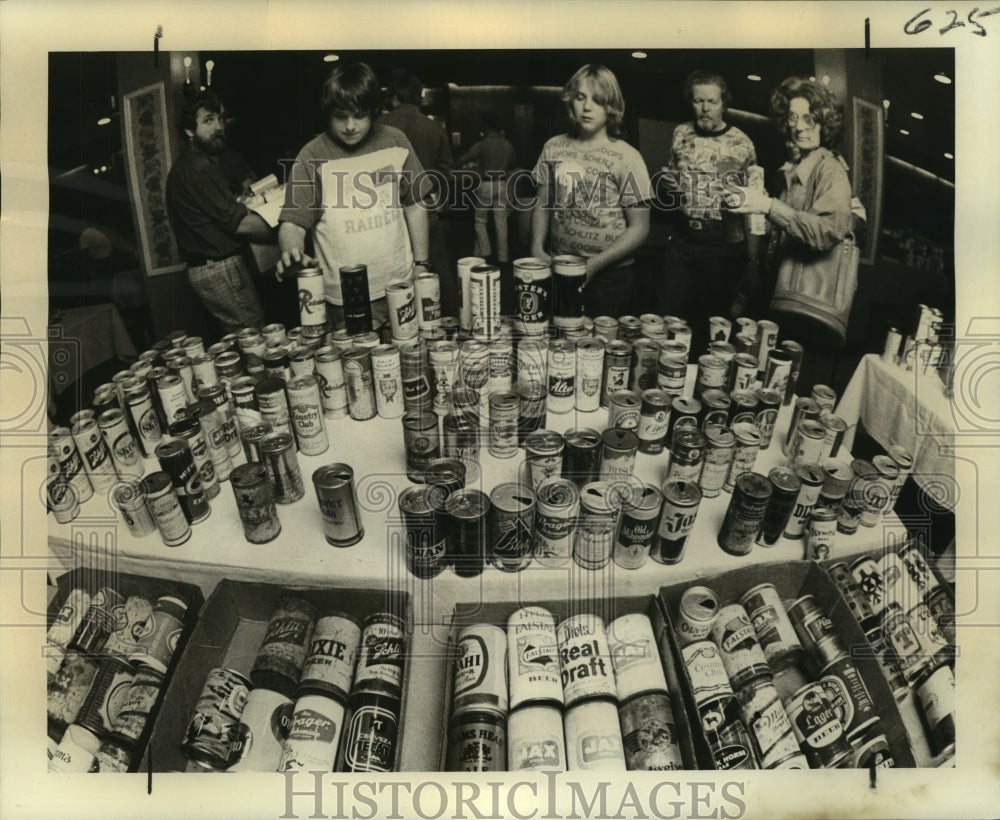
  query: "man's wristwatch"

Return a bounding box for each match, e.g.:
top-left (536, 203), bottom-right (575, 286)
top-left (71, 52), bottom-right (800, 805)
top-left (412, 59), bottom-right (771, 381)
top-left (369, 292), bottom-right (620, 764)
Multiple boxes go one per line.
top-left (413, 259), bottom-right (430, 268)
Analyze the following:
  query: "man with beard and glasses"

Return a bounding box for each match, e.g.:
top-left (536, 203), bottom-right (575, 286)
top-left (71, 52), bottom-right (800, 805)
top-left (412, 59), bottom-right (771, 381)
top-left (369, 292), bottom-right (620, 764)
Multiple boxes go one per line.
top-left (167, 91), bottom-right (272, 332)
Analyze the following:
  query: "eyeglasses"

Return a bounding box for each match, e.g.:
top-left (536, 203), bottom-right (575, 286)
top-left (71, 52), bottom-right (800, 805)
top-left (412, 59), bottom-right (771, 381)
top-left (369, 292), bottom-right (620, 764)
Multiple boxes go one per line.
top-left (786, 112), bottom-right (819, 129)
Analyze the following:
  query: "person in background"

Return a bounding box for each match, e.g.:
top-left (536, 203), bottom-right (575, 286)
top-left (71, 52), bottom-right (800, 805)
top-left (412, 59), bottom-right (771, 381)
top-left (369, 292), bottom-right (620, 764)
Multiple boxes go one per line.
top-left (166, 90), bottom-right (272, 332)
top-left (530, 64), bottom-right (651, 318)
top-left (381, 69), bottom-right (457, 314)
top-left (457, 113), bottom-right (517, 266)
top-left (730, 75), bottom-right (854, 392)
top-left (659, 70), bottom-right (761, 354)
top-left (276, 62), bottom-right (430, 330)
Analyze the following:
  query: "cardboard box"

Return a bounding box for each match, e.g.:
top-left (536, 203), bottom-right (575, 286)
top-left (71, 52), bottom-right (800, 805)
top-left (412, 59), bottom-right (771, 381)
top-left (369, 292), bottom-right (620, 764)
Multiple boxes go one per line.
top-left (47, 566), bottom-right (205, 772)
top-left (658, 559), bottom-right (918, 768)
top-left (439, 594), bottom-right (699, 772)
top-left (147, 579), bottom-right (411, 773)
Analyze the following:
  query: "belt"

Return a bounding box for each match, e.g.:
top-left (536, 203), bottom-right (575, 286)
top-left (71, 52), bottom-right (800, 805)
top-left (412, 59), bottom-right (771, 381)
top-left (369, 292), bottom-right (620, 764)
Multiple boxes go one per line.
top-left (684, 217), bottom-right (725, 233)
top-left (186, 252), bottom-right (240, 268)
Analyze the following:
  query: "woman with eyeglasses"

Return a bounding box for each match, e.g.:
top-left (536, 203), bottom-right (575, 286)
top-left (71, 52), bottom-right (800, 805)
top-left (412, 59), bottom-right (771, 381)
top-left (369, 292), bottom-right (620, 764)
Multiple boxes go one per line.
top-left (730, 76), bottom-right (854, 393)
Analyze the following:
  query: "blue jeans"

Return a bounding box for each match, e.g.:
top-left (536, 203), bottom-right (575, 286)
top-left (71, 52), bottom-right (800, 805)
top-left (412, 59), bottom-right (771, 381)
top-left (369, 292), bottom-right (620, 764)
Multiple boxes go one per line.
top-left (584, 263), bottom-right (634, 319)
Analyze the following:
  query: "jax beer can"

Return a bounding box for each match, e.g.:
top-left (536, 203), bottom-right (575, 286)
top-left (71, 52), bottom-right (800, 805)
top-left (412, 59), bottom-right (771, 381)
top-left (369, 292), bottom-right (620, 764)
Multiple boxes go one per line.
top-left (470, 264), bottom-right (502, 341)
top-left (652, 477), bottom-right (701, 564)
top-left (507, 705), bottom-right (566, 771)
top-left (564, 698), bottom-right (626, 771)
top-left (513, 257), bottom-right (551, 335)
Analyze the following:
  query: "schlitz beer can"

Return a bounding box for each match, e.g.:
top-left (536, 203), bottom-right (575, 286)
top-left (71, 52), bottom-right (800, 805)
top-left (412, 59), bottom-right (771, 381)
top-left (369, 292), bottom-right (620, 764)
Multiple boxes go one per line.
top-left (260, 431), bottom-right (305, 504)
top-left (676, 586), bottom-right (720, 647)
top-left (284, 374), bottom-right (329, 456)
top-left (607, 613), bottom-right (669, 700)
top-left (446, 708), bottom-right (506, 772)
top-left (601, 340), bottom-right (632, 408)
top-left (551, 255), bottom-right (586, 331)
top-left (402, 410), bottom-right (441, 481)
top-left (456, 256), bottom-right (485, 334)
top-left (384, 279), bottom-right (418, 341)
top-left (313, 463), bottom-right (364, 547)
top-left (354, 612), bottom-right (408, 696)
top-left (718, 471), bottom-right (771, 556)
top-left (429, 339), bottom-right (459, 414)
top-left (141, 470), bottom-right (191, 545)
top-left (298, 613), bottom-right (363, 703)
top-left (507, 704), bottom-right (566, 771)
top-left (599, 427), bottom-right (639, 480)
top-left (564, 698), bottom-right (626, 771)
top-left (546, 338), bottom-right (576, 414)
top-left (533, 477), bottom-right (580, 567)
top-left (227, 687), bottom-right (294, 773)
top-left (575, 337), bottom-right (605, 412)
top-left (49, 426), bottom-right (94, 506)
top-left (652, 476), bottom-right (701, 564)
top-left (636, 388), bottom-right (670, 455)
top-left (667, 424), bottom-right (706, 483)
top-left (415, 271), bottom-right (442, 331)
top-left (128, 595), bottom-right (188, 674)
top-left (507, 607), bottom-right (563, 709)
top-left (155, 437), bottom-right (210, 523)
top-left (111, 479), bottom-right (156, 538)
top-left (338, 264), bottom-right (373, 335)
top-left (756, 466), bottom-right (801, 546)
top-left (724, 422), bottom-right (762, 494)
top-left (557, 614), bottom-right (615, 706)
top-left (470, 264), bottom-right (502, 341)
top-left (513, 257), bottom-right (551, 335)
top-left (784, 461), bottom-right (826, 539)
top-left (398, 484), bottom-right (448, 578)
top-left (123, 381), bottom-right (163, 459)
top-left (573, 481), bottom-right (621, 570)
top-left (278, 693), bottom-right (347, 773)
top-left (700, 424), bottom-right (735, 499)
top-left (452, 624), bottom-right (509, 715)
top-left (251, 597), bottom-right (318, 698)
top-left (446, 488), bottom-right (491, 577)
top-left (490, 482), bottom-right (536, 572)
top-left (618, 691), bottom-right (684, 770)
top-left (613, 483), bottom-right (662, 570)
top-left (71, 416), bottom-right (117, 493)
top-left (608, 389), bottom-right (642, 431)
top-left (182, 667), bottom-right (251, 770)
top-left (254, 376), bottom-right (293, 436)
top-left (97, 408), bottom-right (140, 475)
top-left (342, 348), bottom-right (377, 421)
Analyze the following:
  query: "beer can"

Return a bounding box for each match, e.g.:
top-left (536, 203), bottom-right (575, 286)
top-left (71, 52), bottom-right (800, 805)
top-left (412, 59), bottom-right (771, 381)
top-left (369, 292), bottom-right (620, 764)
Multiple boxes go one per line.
top-left (398, 342), bottom-right (431, 412)
top-left (46, 475), bottom-right (79, 524)
top-left (667, 425), bottom-right (706, 482)
top-left (424, 457), bottom-right (467, 497)
top-left (398, 484), bottom-right (449, 578)
top-left (745, 165), bottom-right (767, 235)
top-left (49, 426), bottom-right (94, 507)
top-left (48, 724), bottom-right (102, 773)
top-left (108, 665), bottom-right (164, 744)
top-left (446, 489), bottom-right (491, 578)
top-left (728, 388), bottom-right (759, 429)
top-left (564, 698), bottom-right (626, 771)
top-left (819, 458), bottom-right (854, 511)
top-left (616, 315), bottom-right (640, 342)
top-left (783, 462), bottom-right (826, 539)
top-left (601, 340), bottom-right (632, 408)
top-left (656, 351), bottom-right (688, 398)
top-left (619, 691), bottom-right (684, 770)
top-left (127, 595), bottom-right (188, 674)
top-left (533, 477), bottom-right (580, 567)
top-left (429, 339), bottom-right (459, 414)
top-left (735, 677), bottom-right (805, 769)
top-left (575, 337), bottom-right (605, 412)
top-left (76, 656), bottom-right (136, 737)
top-left (729, 353), bottom-right (759, 392)
top-left (811, 384), bottom-right (837, 413)
top-left (97, 408), bottom-right (140, 475)
top-left (155, 437), bottom-right (210, 523)
top-left (101, 594), bottom-right (154, 660)
top-left (573, 481), bottom-right (621, 570)
top-left (250, 597), bottom-right (317, 699)
top-left (338, 264), bottom-right (373, 335)
top-left (680, 641), bottom-right (733, 731)
top-left (557, 614), bottom-right (615, 706)
top-left (71, 416), bottom-right (117, 493)
top-left (630, 338), bottom-right (660, 392)
top-left (383, 279), bottom-right (417, 341)
top-left (699, 424), bottom-right (735, 499)
top-left (665, 318), bottom-right (691, 354)
top-left (239, 421), bottom-right (271, 464)
top-left (168, 416), bottom-right (219, 501)
top-left (295, 265), bottom-right (327, 330)
top-left (665, 395), bottom-right (702, 446)
top-left (470, 264), bottom-right (502, 341)
top-left (756, 466), bottom-right (801, 546)
top-left (446, 708), bottom-right (506, 772)
top-left (724, 422), bottom-right (762, 494)
top-left (651, 476), bottom-right (701, 564)
top-left (140, 470), bottom-right (191, 546)
top-left (636, 388), bottom-right (671, 455)
top-left (443, 412), bottom-right (480, 463)
top-left (776, 339), bottom-right (803, 405)
top-left (516, 382), bottom-right (547, 443)
top-left (887, 444), bottom-right (914, 507)
top-left (227, 688), bottom-right (295, 773)
top-left (676, 587), bottom-right (720, 647)
top-left (193, 398), bottom-right (234, 482)
top-left (46, 588), bottom-right (92, 678)
top-left (278, 693), bottom-right (347, 772)
top-left (709, 316), bottom-right (732, 343)
top-left (415, 271), bottom-right (442, 331)
top-left (817, 654), bottom-right (880, 742)
top-left (740, 583), bottom-right (803, 669)
top-left (402, 410), bottom-right (441, 481)
top-left (718, 471), bottom-right (771, 556)
top-left (599, 427), bottom-right (639, 480)
top-left (562, 427), bottom-right (602, 487)
top-left (452, 624), bottom-right (509, 715)
top-left (253, 376), bottom-right (292, 436)
top-left (707, 719), bottom-right (759, 770)
top-left (515, 337), bottom-right (547, 391)
top-left (513, 257), bottom-right (552, 334)
top-left (457, 256), bottom-right (486, 333)
top-left (915, 664), bottom-right (955, 754)
top-left (608, 389), bottom-right (642, 430)
top-left (695, 353), bottom-right (729, 400)
top-left (806, 507), bottom-right (838, 560)
top-left (289, 347), bottom-right (317, 380)
top-left (827, 561), bottom-right (877, 627)
top-left (260, 431), bottom-right (305, 504)
top-left (457, 339), bottom-right (490, 400)
top-left (226, 374), bottom-right (260, 432)
top-left (182, 667), bottom-right (251, 770)
top-left (109, 479), bottom-right (156, 538)
top-left (314, 346), bottom-right (349, 419)
top-left (607, 613), bottom-right (669, 700)
top-left (754, 387), bottom-right (781, 450)
top-left (507, 704), bottom-right (566, 771)
top-left (489, 482), bottom-right (536, 572)
top-left (48, 649), bottom-right (99, 730)
top-left (365, 344), bottom-right (404, 420)
top-left (786, 681), bottom-right (853, 768)
top-left (613, 483), bottom-right (662, 570)
top-left (354, 612), bottom-right (407, 696)
top-left (551, 255), bottom-right (586, 330)
top-left (546, 338), bottom-right (576, 413)
top-left (754, 319), bottom-right (779, 375)
top-left (484, 337), bottom-right (514, 422)
top-left (312, 463), bottom-right (364, 547)
top-left (284, 374), bottom-right (328, 455)
top-left (122, 382), bottom-right (163, 459)
top-left (298, 613), bottom-right (362, 703)
top-left (711, 604), bottom-right (771, 690)
top-left (452, 384), bottom-right (481, 424)
top-left (640, 313), bottom-right (666, 340)
top-left (342, 348), bottom-right (377, 421)
top-left (592, 315), bottom-right (618, 343)
top-left (507, 607), bottom-right (563, 709)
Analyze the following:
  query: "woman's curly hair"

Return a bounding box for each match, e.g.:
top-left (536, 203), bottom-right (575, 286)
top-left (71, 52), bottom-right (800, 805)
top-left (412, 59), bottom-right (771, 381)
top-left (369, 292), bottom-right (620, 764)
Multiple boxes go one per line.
top-left (770, 76), bottom-right (844, 158)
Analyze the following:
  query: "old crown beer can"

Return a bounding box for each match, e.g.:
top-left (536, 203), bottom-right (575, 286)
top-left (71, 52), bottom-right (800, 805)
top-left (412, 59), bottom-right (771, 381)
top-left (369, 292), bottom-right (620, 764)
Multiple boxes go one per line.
top-left (456, 256), bottom-right (484, 334)
top-left (355, 612), bottom-right (407, 696)
top-left (452, 624), bottom-right (509, 715)
top-left (278, 693), bottom-right (346, 773)
top-left (551, 255), bottom-right (586, 332)
top-left (507, 704), bottom-right (566, 771)
top-left (446, 489), bottom-right (491, 577)
top-left (564, 698), bottom-right (626, 771)
top-left (398, 484), bottom-right (448, 578)
top-left (251, 597), bottom-right (318, 697)
top-left (573, 481), bottom-right (622, 570)
top-left (182, 667), bottom-right (251, 770)
top-left (110, 479), bottom-right (156, 538)
top-left (141, 470), bottom-right (192, 545)
top-left (414, 271), bottom-right (442, 331)
top-left (784, 461), bottom-right (826, 539)
top-left (490, 482), bottom-right (536, 572)
top-left (470, 264), bottom-right (502, 341)
top-left (546, 339), bottom-right (576, 414)
top-left (402, 409), bottom-right (441, 481)
top-left (446, 708), bottom-right (506, 772)
top-left (297, 613), bottom-right (362, 703)
top-left (342, 348), bottom-right (377, 421)
top-left (601, 340), bottom-right (632, 408)
top-left (676, 586), bottom-right (720, 647)
top-left (557, 614), bottom-right (616, 706)
top-left (724, 422), bottom-right (762, 494)
top-left (71, 416), bottom-right (117, 493)
top-left (312, 463), bottom-right (364, 547)
top-left (533, 477), bottom-right (580, 567)
top-left (260, 432), bottom-right (305, 504)
top-left (652, 476), bottom-right (701, 564)
top-left (756, 466), bottom-right (802, 546)
top-left (314, 346), bottom-right (349, 419)
top-left (619, 691), bottom-right (684, 770)
top-left (254, 376), bottom-right (292, 436)
top-left (339, 264), bottom-right (373, 335)
top-left (507, 607), bottom-right (563, 709)
top-left (227, 461), bottom-right (280, 544)
top-left (573, 337), bottom-right (604, 413)
top-left (613, 483), bottom-right (662, 570)
top-left (607, 613), bottom-right (669, 700)
top-left (155, 437), bottom-right (210, 523)
top-left (718, 471), bottom-right (771, 555)
top-left (513, 257), bottom-right (551, 335)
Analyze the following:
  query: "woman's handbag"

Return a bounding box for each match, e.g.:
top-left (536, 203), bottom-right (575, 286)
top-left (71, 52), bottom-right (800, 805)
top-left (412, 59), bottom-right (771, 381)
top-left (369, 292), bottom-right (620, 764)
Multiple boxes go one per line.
top-left (769, 230), bottom-right (859, 342)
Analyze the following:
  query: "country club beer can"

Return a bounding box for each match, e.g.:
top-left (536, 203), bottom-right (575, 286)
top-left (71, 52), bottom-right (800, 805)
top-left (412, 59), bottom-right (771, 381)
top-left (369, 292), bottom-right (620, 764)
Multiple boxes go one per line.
top-left (385, 280), bottom-right (419, 340)
top-left (312, 463), bottom-right (364, 547)
top-left (682, 641), bottom-right (735, 731)
top-left (513, 257), bottom-right (551, 335)
top-left (470, 264), bottom-right (502, 341)
top-left (507, 607), bottom-right (563, 709)
top-left (286, 374), bottom-right (330, 456)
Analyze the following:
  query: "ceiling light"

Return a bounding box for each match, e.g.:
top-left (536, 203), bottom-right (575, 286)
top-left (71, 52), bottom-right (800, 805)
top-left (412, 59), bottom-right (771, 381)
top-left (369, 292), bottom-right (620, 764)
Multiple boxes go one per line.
top-left (631, 51), bottom-right (647, 59)
top-left (934, 72), bottom-right (952, 85)
top-left (747, 74), bottom-right (761, 82)
top-left (882, 99), bottom-right (891, 109)
top-left (944, 152), bottom-right (953, 159)
top-left (323, 53), bottom-right (339, 63)
top-left (821, 75), bottom-right (830, 86)
top-left (97, 116), bottom-right (111, 126)
top-left (100, 165), bottom-right (108, 172)
top-left (911, 112), bottom-right (924, 120)
top-left (899, 129), bottom-right (910, 135)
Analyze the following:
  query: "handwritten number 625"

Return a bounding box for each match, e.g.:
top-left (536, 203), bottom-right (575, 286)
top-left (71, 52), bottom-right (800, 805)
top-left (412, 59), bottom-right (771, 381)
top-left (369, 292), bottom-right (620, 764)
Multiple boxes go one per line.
top-left (904, 7), bottom-right (991, 36)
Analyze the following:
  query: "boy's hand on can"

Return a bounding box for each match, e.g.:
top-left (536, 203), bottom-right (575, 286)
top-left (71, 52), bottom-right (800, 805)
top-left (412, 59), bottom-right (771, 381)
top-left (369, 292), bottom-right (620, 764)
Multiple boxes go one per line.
top-left (275, 248), bottom-right (316, 282)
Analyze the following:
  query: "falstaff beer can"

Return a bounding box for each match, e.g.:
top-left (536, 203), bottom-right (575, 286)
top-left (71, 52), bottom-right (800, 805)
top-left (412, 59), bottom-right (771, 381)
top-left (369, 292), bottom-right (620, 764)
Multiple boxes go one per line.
top-left (490, 482), bottom-right (536, 572)
top-left (613, 483), bottom-right (662, 570)
top-left (718, 472), bottom-right (771, 556)
top-left (513, 257), bottom-right (551, 336)
top-left (260, 432), bottom-right (305, 504)
top-left (402, 410), bottom-right (441, 481)
top-left (652, 477), bottom-right (701, 564)
top-left (398, 484), bottom-right (448, 578)
top-left (229, 462), bottom-right (281, 544)
top-left (575, 337), bottom-right (605, 412)
top-left (312, 463), bottom-right (364, 547)
top-left (533, 477), bottom-right (580, 567)
top-left (386, 280), bottom-right (419, 341)
top-left (286, 374), bottom-right (329, 455)
top-left (507, 607), bottom-right (564, 709)
top-left (342, 348), bottom-right (377, 421)
top-left (182, 667), bottom-right (251, 770)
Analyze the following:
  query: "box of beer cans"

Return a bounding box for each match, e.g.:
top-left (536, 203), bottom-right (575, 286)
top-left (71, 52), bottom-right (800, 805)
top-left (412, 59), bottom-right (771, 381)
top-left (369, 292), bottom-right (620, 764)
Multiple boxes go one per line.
top-left (438, 594), bottom-right (699, 773)
top-left (658, 559), bottom-right (919, 771)
top-left (45, 566), bottom-right (205, 773)
top-left (146, 579), bottom-right (411, 774)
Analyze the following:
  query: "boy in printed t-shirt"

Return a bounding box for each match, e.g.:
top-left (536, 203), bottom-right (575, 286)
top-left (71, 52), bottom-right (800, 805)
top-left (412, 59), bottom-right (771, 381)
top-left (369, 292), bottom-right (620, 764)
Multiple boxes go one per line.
top-left (530, 64), bottom-right (652, 318)
top-left (276, 62), bottom-right (430, 330)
